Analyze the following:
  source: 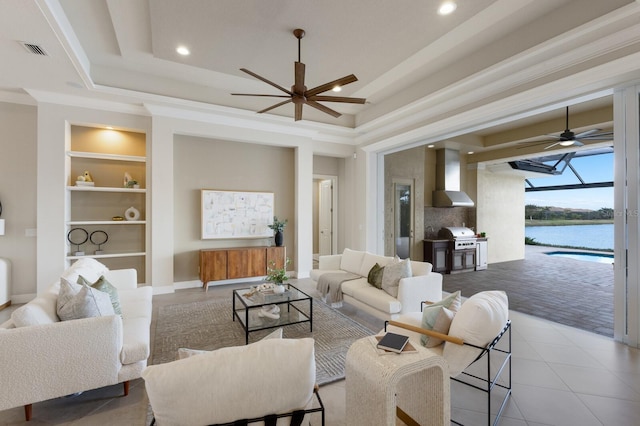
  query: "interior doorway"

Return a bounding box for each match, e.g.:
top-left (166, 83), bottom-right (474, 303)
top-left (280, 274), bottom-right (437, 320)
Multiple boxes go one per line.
top-left (393, 178), bottom-right (414, 259)
top-left (313, 175), bottom-right (338, 262)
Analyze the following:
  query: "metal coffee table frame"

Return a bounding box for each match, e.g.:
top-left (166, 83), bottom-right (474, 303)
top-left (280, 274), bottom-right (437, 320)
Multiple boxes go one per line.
top-left (232, 284), bottom-right (313, 344)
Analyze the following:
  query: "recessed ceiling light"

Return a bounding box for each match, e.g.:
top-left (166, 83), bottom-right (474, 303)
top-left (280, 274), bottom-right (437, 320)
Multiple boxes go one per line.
top-left (438, 1), bottom-right (457, 15)
top-left (176, 45), bottom-right (190, 56)
top-left (332, 86), bottom-right (342, 92)
top-left (428, 144), bottom-right (435, 148)
top-left (467, 151), bottom-right (474, 155)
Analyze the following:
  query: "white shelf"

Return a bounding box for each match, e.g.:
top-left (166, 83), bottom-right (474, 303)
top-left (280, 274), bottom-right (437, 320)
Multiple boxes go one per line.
top-left (67, 186), bottom-right (146, 193)
top-left (67, 220), bottom-right (146, 225)
top-left (67, 151), bottom-right (146, 163)
top-left (66, 128), bottom-right (147, 282)
top-left (66, 252), bottom-right (146, 260)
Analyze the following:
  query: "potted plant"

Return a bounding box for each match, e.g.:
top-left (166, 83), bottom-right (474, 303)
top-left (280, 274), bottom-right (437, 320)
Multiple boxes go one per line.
top-left (268, 216), bottom-right (288, 247)
top-left (265, 258), bottom-right (291, 292)
top-left (126, 179), bottom-right (139, 189)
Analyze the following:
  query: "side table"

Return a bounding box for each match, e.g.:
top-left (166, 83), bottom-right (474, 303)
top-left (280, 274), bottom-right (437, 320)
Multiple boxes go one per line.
top-left (345, 336), bottom-right (450, 426)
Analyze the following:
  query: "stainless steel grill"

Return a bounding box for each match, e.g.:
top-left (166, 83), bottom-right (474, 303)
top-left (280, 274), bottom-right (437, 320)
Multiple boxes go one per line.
top-left (438, 226), bottom-right (477, 250)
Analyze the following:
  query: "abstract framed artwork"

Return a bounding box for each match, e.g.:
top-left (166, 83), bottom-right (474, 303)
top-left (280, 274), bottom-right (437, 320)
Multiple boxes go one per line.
top-left (201, 190), bottom-right (274, 239)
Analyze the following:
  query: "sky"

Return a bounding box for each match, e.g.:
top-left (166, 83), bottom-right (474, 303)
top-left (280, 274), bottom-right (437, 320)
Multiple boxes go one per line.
top-left (524, 152), bottom-right (613, 210)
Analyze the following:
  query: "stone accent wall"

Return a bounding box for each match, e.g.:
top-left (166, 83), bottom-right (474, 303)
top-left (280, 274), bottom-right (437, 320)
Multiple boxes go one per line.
top-left (424, 207), bottom-right (476, 239)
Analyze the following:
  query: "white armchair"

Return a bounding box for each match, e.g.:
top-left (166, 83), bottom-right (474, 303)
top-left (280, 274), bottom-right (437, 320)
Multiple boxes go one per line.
top-left (385, 290), bottom-right (512, 425)
top-left (142, 337), bottom-right (324, 426)
top-left (346, 291), bottom-right (511, 426)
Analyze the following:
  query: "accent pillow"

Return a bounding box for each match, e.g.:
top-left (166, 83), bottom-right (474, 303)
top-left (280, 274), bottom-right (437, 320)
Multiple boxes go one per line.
top-left (177, 328), bottom-right (283, 360)
top-left (56, 277), bottom-right (83, 316)
top-left (12, 291), bottom-right (60, 327)
top-left (419, 290), bottom-right (462, 347)
top-left (60, 258), bottom-right (109, 286)
top-left (381, 258), bottom-right (412, 297)
top-left (57, 283), bottom-right (115, 321)
top-left (443, 291), bottom-right (509, 377)
top-left (78, 275), bottom-right (122, 315)
top-left (367, 263), bottom-right (385, 289)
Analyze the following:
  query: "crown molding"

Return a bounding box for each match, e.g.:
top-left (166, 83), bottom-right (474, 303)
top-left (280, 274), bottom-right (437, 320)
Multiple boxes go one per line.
top-left (355, 3), bottom-right (640, 150)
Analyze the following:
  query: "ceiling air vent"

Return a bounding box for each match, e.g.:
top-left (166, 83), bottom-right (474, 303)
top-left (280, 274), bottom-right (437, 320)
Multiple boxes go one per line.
top-left (20, 42), bottom-right (48, 56)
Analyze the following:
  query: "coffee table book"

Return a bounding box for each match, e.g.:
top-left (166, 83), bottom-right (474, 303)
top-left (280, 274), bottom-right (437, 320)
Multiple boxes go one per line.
top-left (376, 332), bottom-right (410, 353)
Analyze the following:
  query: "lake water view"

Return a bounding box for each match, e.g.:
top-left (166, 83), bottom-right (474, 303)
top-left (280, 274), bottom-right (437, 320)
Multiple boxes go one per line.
top-left (525, 223), bottom-right (613, 250)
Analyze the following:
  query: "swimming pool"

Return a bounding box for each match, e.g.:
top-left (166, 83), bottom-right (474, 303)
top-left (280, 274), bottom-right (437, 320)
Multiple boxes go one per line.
top-left (546, 251), bottom-right (614, 264)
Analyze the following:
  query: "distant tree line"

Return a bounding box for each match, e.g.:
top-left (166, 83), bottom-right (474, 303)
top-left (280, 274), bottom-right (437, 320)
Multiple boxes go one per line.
top-left (525, 204), bottom-right (613, 220)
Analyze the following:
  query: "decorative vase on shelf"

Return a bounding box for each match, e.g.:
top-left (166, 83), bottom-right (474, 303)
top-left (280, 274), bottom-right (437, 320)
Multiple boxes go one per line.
top-left (275, 230), bottom-right (284, 247)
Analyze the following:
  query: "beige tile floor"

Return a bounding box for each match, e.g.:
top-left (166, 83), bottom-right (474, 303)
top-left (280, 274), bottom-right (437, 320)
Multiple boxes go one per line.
top-left (1, 278), bottom-right (639, 425)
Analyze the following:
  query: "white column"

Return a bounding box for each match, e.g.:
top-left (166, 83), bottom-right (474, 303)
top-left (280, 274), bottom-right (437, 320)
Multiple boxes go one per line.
top-left (295, 144), bottom-right (313, 278)
top-left (36, 104), bottom-right (68, 295)
top-left (149, 117), bottom-right (175, 292)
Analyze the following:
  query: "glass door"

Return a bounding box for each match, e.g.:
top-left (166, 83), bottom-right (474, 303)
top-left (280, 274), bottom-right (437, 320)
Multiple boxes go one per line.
top-left (393, 179), bottom-right (414, 259)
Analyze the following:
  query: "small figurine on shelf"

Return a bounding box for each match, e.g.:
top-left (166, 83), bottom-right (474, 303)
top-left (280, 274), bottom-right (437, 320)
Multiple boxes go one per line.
top-left (75, 170), bottom-right (95, 187)
top-left (124, 172), bottom-right (139, 189)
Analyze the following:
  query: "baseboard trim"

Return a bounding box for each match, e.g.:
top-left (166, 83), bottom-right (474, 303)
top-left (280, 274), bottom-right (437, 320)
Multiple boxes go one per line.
top-left (11, 293), bottom-right (36, 304)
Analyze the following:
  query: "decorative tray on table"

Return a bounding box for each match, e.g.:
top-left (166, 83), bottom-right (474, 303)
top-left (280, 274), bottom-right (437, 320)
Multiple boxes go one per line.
top-left (243, 283), bottom-right (291, 303)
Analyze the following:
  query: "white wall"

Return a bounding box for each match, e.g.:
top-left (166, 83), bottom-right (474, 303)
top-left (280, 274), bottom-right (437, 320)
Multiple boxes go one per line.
top-left (0, 102), bottom-right (37, 300)
top-left (475, 166), bottom-right (525, 263)
top-left (172, 134), bottom-right (295, 283)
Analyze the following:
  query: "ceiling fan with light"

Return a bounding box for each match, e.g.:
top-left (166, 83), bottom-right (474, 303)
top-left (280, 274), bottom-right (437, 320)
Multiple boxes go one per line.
top-left (518, 106), bottom-right (613, 150)
top-left (231, 28), bottom-right (366, 121)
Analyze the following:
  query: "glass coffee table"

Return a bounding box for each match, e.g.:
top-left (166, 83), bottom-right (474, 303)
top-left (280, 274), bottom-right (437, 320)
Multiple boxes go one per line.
top-left (232, 284), bottom-right (313, 344)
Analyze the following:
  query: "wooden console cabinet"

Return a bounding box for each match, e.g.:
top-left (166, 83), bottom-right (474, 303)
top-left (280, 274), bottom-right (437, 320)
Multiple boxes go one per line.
top-left (199, 246), bottom-right (286, 290)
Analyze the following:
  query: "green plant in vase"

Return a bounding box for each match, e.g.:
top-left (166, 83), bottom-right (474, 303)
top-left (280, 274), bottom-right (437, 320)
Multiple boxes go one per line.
top-left (268, 216), bottom-right (288, 247)
top-left (265, 258), bottom-right (291, 292)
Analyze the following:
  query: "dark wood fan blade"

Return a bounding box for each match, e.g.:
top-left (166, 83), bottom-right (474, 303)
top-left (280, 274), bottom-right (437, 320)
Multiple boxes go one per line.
top-left (516, 141), bottom-right (553, 149)
top-left (240, 68), bottom-right (293, 95)
top-left (308, 95), bottom-right (366, 104)
top-left (574, 129), bottom-right (600, 138)
top-left (578, 131), bottom-right (613, 140)
top-left (306, 100), bottom-right (341, 118)
top-left (306, 74), bottom-right (358, 97)
top-left (543, 142), bottom-right (562, 150)
top-left (257, 99), bottom-right (292, 114)
top-left (579, 136), bottom-right (614, 140)
top-left (231, 94), bottom-right (291, 98)
top-left (294, 62), bottom-right (305, 94)
top-left (295, 103), bottom-right (303, 121)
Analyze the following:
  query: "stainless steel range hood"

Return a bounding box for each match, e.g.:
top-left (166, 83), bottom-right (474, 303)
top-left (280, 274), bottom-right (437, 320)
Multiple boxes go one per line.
top-left (432, 148), bottom-right (475, 207)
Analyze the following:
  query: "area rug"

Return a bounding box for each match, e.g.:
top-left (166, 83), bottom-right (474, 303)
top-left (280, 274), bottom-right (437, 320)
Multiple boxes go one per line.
top-left (151, 298), bottom-right (375, 385)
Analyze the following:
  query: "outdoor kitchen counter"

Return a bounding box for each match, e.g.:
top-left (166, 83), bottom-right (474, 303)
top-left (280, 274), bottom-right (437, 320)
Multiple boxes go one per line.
top-left (423, 239), bottom-right (451, 273)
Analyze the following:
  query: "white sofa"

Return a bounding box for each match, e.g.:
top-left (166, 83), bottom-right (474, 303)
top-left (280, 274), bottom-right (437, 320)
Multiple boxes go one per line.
top-left (310, 248), bottom-right (443, 320)
top-left (0, 258), bottom-right (153, 421)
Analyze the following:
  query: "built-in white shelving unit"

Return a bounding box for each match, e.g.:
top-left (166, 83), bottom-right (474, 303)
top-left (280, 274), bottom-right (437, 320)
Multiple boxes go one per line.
top-left (65, 127), bottom-right (147, 281)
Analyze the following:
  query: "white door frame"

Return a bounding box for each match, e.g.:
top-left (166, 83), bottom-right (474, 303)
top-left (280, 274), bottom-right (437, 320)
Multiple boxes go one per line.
top-left (614, 85), bottom-right (640, 347)
top-left (313, 174), bottom-right (338, 255)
